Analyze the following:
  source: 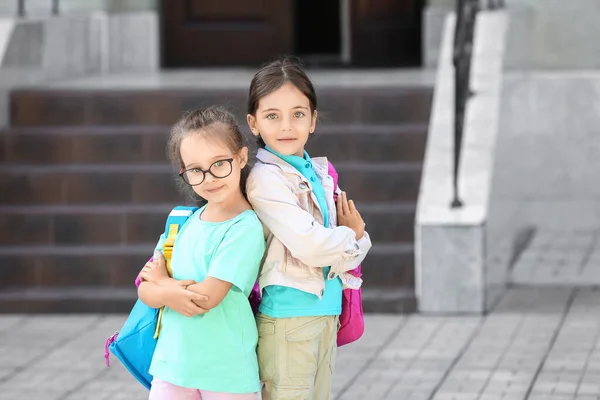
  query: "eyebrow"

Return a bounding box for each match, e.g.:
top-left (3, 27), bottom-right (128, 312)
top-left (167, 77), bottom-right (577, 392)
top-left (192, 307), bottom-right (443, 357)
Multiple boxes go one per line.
top-left (261, 106), bottom-right (309, 113)
top-left (185, 155), bottom-right (231, 168)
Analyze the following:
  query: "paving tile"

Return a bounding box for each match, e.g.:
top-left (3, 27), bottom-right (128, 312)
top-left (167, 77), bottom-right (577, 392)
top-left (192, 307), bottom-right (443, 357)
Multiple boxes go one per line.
top-left (3, 286), bottom-right (600, 400)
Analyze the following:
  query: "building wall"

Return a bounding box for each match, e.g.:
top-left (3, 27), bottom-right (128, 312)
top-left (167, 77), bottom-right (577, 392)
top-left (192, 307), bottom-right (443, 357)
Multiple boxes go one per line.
top-left (0, 0), bottom-right (157, 16)
top-left (504, 0), bottom-right (600, 70)
top-left (490, 0), bottom-right (600, 231)
top-left (492, 72), bottom-right (600, 230)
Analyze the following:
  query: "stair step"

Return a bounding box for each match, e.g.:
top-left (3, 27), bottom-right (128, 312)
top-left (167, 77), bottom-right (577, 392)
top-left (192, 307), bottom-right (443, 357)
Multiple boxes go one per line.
top-left (0, 245), bottom-right (151, 288)
top-left (0, 125), bottom-right (170, 166)
top-left (0, 162), bottom-right (421, 205)
top-left (0, 123), bottom-right (428, 165)
top-left (10, 87), bottom-right (433, 127)
top-left (0, 204), bottom-right (172, 246)
top-left (333, 162), bottom-right (422, 203)
top-left (362, 243), bottom-right (415, 288)
top-left (0, 286), bottom-right (416, 313)
top-left (362, 288), bottom-right (417, 313)
top-left (0, 202), bottom-right (415, 245)
top-left (0, 164), bottom-right (180, 205)
top-left (0, 241), bottom-right (414, 290)
top-left (0, 244), bottom-right (154, 256)
top-left (358, 203), bottom-right (415, 243)
top-left (3, 83), bottom-right (429, 315)
top-left (0, 287), bottom-right (137, 313)
top-left (307, 123), bottom-right (428, 163)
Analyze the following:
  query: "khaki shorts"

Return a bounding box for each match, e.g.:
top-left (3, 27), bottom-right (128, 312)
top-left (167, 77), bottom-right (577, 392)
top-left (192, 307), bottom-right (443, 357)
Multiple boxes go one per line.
top-left (256, 314), bottom-right (338, 400)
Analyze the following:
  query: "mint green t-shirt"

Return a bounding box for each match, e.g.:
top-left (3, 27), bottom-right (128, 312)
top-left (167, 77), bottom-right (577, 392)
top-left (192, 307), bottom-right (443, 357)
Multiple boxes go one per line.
top-left (149, 207), bottom-right (265, 393)
top-left (259, 146), bottom-right (343, 318)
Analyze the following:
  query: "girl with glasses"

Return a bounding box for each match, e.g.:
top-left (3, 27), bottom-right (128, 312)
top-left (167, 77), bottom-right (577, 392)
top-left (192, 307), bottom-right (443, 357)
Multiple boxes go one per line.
top-left (137, 106), bottom-right (265, 400)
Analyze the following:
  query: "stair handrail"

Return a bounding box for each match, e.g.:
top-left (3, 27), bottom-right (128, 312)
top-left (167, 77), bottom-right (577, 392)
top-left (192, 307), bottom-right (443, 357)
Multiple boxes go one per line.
top-left (487, 0), bottom-right (505, 10)
top-left (450, 0), bottom-right (478, 208)
top-left (17, 0), bottom-right (60, 17)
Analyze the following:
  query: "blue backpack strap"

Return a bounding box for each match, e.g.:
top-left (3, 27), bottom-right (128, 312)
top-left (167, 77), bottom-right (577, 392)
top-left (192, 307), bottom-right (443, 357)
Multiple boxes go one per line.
top-left (164, 206), bottom-right (200, 235)
top-left (162, 206), bottom-right (199, 274)
top-left (154, 205), bottom-right (199, 339)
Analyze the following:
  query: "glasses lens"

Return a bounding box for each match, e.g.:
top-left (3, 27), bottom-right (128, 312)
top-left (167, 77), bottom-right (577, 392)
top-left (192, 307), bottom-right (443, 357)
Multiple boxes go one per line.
top-left (182, 169), bottom-right (205, 186)
top-left (210, 159), bottom-right (233, 178)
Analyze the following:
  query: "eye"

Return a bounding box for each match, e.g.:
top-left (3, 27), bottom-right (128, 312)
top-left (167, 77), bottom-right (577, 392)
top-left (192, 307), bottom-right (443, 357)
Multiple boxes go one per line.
top-left (266, 113), bottom-right (278, 120)
top-left (214, 161), bottom-right (225, 167)
top-left (294, 111), bottom-right (305, 118)
top-left (190, 168), bottom-right (202, 173)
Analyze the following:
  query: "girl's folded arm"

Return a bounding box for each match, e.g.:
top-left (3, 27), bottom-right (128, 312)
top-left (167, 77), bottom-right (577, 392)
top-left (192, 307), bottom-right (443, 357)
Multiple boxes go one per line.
top-left (186, 278), bottom-right (232, 310)
top-left (138, 281), bottom-right (166, 309)
top-left (247, 169), bottom-right (367, 267)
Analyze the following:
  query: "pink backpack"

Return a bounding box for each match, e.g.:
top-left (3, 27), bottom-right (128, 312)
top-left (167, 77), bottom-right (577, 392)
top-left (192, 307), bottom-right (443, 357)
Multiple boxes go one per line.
top-left (328, 161), bottom-right (365, 347)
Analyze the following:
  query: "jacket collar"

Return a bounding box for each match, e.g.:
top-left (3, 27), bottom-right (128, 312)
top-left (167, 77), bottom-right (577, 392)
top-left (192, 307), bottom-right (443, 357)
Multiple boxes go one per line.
top-left (256, 148), bottom-right (329, 178)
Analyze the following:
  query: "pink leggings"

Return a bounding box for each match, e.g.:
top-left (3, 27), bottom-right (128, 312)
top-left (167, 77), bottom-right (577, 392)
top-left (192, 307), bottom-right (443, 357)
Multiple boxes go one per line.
top-left (149, 378), bottom-right (259, 400)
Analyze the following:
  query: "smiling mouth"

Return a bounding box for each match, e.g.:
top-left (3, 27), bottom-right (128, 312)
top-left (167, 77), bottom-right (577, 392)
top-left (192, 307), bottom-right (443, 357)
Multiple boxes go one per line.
top-left (206, 185), bottom-right (225, 193)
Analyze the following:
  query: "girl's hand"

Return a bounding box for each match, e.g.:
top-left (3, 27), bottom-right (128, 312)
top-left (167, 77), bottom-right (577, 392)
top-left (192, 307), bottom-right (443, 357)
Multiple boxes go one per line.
top-left (140, 252), bottom-right (170, 283)
top-left (161, 284), bottom-right (210, 317)
top-left (160, 278), bottom-right (197, 288)
top-left (336, 191), bottom-right (365, 240)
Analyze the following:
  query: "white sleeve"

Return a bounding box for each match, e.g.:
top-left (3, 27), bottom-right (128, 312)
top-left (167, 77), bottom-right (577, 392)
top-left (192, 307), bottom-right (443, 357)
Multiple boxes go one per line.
top-left (247, 167), bottom-right (371, 274)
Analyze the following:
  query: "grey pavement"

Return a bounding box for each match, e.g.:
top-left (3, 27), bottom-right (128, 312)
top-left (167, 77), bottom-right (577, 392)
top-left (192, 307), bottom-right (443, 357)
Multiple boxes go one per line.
top-left (512, 230), bottom-right (600, 286)
top-left (2, 287), bottom-right (600, 399)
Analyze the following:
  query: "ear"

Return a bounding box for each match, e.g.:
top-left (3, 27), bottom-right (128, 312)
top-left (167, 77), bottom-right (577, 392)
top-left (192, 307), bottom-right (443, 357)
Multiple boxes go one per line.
top-left (238, 147), bottom-right (249, 169)
top-left (310, 110), bottom-right (318, 134)
top-left (247, 114), bottom-right (259, 136)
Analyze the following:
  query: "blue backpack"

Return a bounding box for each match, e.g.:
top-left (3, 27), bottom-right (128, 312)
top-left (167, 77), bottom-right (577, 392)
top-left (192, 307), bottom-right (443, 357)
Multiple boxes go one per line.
top-left (103, 205), bottom-right (199, 390)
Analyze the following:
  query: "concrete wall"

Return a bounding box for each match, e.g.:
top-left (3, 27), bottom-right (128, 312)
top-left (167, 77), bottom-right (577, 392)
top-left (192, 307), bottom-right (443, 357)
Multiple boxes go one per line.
top-left (0, 11), bottom-right (158, 77)
top-left (491, 0), bottom-right (600, 231)
top-left (504, 0), bottom-right (600, 70)
top-left (492, 72), bottom-right (600, 231)
top-left (416, 11), bottom-right (509, 313)
top-left (0, 0), bottom-right (157, 16)
top-left (0, 10), bottom-right (158, 126)
top-left (424, 0), bottom-right (501, 68)
top-left (424, 1), bottom-right (600, 302)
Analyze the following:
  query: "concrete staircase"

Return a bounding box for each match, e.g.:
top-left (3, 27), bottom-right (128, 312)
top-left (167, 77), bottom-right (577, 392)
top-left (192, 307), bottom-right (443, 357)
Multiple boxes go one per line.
top-left (0, 83), bottom-right (432, 313)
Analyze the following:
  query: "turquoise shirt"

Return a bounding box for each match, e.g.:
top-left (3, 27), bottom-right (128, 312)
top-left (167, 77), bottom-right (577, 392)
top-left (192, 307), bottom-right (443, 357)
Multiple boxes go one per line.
top-left (259, 146), bottom-right (343, 318)
top-left (149, 207), bottom-right (265, 393)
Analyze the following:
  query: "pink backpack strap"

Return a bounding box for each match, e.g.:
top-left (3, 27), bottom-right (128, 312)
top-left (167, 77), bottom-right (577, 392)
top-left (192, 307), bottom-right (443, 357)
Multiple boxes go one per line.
top-left (328, 161), bottom-right (340, 202)
top-left (327, 160), bottom-right (339, 187)
top-left (329, 159), bottom-right (365, 347)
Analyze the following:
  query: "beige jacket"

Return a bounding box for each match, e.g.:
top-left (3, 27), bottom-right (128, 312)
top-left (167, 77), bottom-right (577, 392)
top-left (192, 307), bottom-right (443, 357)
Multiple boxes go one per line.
top-left (246, 148), bottom-right (371, 298)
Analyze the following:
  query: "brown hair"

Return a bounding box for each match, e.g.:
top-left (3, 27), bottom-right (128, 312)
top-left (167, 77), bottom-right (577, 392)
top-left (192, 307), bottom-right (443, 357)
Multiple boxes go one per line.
top-left (247, 55), bottom-right (317, 148)
top-left (167, 106), bottom-right (250, 205)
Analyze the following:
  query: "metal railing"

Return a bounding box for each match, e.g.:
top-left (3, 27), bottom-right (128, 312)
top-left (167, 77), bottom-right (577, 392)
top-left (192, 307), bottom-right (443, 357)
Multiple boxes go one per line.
top-left (450, 0), bottom-right (479, 208)
top-left (17, 0), bottom-right (60, 17)
top-left (487, 0), bottom-right (505, 10)
top-left (451, 0), bottom-right (505, 208)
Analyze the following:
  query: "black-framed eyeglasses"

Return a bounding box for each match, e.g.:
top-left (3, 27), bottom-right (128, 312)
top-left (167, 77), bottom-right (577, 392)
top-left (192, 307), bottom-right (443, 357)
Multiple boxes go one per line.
top-left (179, 157), bottom-right (235, 186)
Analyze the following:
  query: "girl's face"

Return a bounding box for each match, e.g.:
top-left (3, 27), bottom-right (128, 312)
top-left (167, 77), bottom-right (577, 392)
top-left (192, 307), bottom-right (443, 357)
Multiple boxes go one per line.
top-left (179, 131), bottom-right (248, 205)
top-left (247, 82), bottom-right (317, 157)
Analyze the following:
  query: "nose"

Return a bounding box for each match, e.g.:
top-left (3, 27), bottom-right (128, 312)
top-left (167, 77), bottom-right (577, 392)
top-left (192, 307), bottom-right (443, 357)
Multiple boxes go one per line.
top-left (204, 171), bottom-right (218, 182)
top-left (281, 117), bottom-right (292, 131)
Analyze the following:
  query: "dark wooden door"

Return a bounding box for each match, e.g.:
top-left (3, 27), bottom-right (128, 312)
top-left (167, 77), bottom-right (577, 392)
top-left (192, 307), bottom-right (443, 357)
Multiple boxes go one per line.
top-left (350, 0), bottom-right (424, 67)
top-left (162, 0), bottom-right (294, 67)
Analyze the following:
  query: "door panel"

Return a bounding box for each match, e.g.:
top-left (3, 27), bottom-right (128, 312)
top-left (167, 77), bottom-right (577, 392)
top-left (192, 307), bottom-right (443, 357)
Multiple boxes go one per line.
top-left (162, 0), bottom-right (293, 67)
top-left (350, 0), bottom-right (424, 67)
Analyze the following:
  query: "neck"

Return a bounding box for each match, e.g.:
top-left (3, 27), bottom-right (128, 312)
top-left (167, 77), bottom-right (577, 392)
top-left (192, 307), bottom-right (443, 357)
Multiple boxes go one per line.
top-left (265, 145), bottom-right (306, 158)
top-left (203, 188), bottom-right (250, 222)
